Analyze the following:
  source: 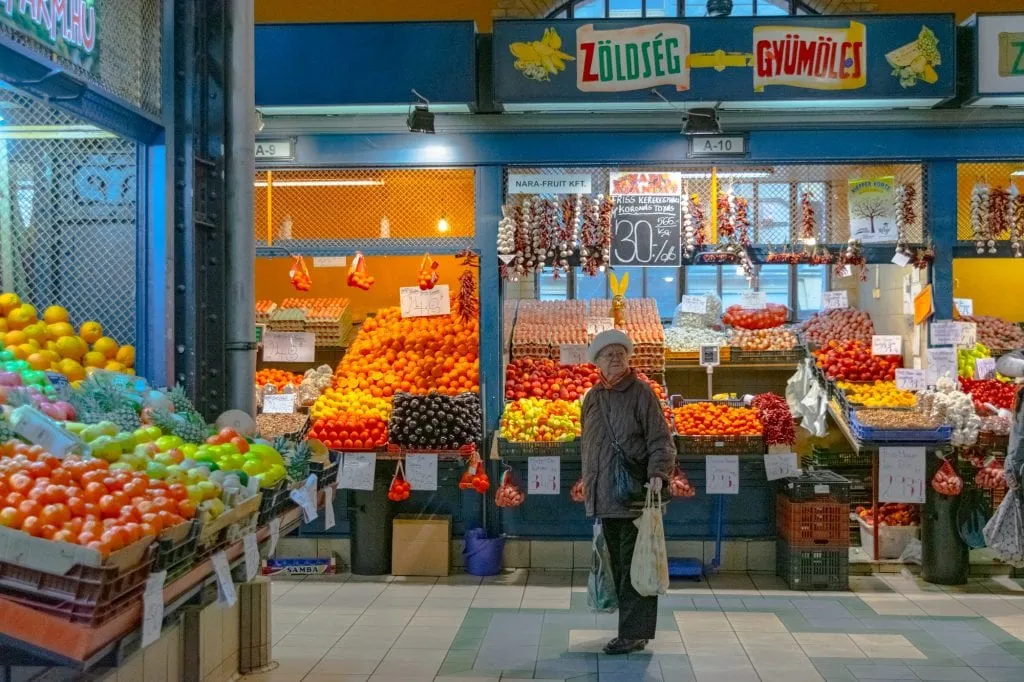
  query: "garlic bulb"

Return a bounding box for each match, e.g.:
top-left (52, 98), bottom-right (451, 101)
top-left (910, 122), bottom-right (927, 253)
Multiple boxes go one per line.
top-left (971, 181), bottom-right (991, 255)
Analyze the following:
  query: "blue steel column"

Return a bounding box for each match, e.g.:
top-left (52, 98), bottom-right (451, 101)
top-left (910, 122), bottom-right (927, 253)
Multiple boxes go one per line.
top-left (139, 140), bottom-right (173, 388)
top-left (926, 161), bottom-right (956, 320)
top-left (475, 166), bottom-right (503, 536)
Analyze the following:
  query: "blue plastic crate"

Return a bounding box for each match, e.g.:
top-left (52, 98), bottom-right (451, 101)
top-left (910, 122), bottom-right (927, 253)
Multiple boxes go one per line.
top-left (668, 557), bottom-right (703, 579)
top-left (848, 415), bottom-right (952, 444)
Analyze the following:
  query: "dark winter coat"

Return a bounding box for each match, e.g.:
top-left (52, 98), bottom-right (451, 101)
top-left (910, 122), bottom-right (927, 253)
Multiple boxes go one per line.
top-left (580, 372), bottom-right (676, 518)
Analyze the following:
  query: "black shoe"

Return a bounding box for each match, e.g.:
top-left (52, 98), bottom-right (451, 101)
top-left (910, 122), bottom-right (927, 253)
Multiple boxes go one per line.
top-left (602, 638), bottom-right (648, 655)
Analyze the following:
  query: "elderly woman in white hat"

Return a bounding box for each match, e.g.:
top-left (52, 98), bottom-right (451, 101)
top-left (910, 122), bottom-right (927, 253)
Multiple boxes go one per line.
top-left (581, 329), bottom-right (675, 655)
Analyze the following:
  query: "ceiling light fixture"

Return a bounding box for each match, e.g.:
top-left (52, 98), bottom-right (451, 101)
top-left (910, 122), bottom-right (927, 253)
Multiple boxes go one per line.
top-left (1011, 170), bottom-right (1024, 177)
top-left (706, 0), bottom-right (733, 17)
top-left (407, 89), bottom-right (435, 134)
top-left (437, 215), bottom-right (450, 233)
top-left (252, 180), bottom-right (384, 187)
top-left (677, 170), bottom-right (772, 179)
top-left (683, 107), bottom-right (721, 135)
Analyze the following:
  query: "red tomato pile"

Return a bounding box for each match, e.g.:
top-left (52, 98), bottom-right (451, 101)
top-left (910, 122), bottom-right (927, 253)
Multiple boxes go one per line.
top-left (814, 340), bottom-right (902, 382)
top-left (722, 303), bottom-right (788, 330)
top-left (0, 443), bottom-right (191, 557)
top-left (931, 460), bottom-right (963, 497)
top-left (504, 358), bottom-right (598, 401)
top-left (856, 503), bottom-right (919, 527)
top-left (672, 403), bottom-right (763, 436)
top-left (959, 378), bottom-right (1019, 413)
top-left (387, 474), bottom-right (411, 501)
top-left (308, 416), bottom-right (388, 451)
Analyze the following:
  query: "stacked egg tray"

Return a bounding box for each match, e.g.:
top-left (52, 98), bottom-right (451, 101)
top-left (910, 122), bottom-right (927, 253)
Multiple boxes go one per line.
top-left (256, 300), bottom-right (278, 324)
top-left (268, 307), bottom-right (306, 332)
top-left (307, 307), bottom-right (353, 347)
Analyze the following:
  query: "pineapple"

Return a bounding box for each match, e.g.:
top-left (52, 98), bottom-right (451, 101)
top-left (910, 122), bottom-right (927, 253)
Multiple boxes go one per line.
top-left (148, 408), bottom-right (208, 444)
top-left (284, 439), bottom-right (312, 483)
top-left (168, 384), bottom-right (197, 414)
top-left (105, 404), bottom-right (142, 432)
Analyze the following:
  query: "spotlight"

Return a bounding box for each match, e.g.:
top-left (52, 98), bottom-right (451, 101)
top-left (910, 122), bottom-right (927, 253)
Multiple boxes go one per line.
top-left (683, 108), bottom-right (721, 135)
top-left (407, 89), bottom-right (435, 134)
top-left (706, 0), bottom-right (733, 17)
top-left (437, 216), bottom-right (450, 233)
top-left (254, 109), bottom-right (265, 132)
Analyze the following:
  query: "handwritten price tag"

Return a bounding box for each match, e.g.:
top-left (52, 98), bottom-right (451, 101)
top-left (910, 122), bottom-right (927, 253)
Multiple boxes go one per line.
top-left (399, 285), bottom-right (450, 318)
top-left (527, 456), bottom-right (560, 495)
top-left (559, 344), bottom-right (588, 366)
top-left (976, 357), bottom-right (997, 380)
top-left (706, 455), bottom-right (739, 495)
top-left (405, 454), bottom-right (438, 491)
top-left (931, 321), bottom-right (958, 346)
top-left (680, 295), bottom-right (708, 315)
top-left (739, 291), bottom-right (766, 310)
top-left (267, 517), bottom-right (281, 557)
top-left (879, 446), bottom-right (926, 504)
top-left (954, 298), bottom-right (974, 316)
top-left (926, 347), bottom-right (958, 385)
top-left (262, 393), bottom-right (296, 414)
top-left (340, 453), bottom-right (376, 491)
top-left (957, 322), bottom-right (977, 348)
top-left (243, 533), bottom-right (259, 582)
top-left (822, 291), bottom-right (849, 310)
top-left (262, 332), bottom-right (315, 363)
top-left (289, 474), bottom-right (319, 523)
top-left (895, 368), bottom-right (926, 391)
top-left (211, 552), bottom-right (237, 607)
top-left (586, 317), bottom-right (615, 335)
top-left (141, 570), bottom-right (166, 648)
top-left (872, 335), bottom-right (902, 356)
top-left (764, 453), bottom-right (798, 482)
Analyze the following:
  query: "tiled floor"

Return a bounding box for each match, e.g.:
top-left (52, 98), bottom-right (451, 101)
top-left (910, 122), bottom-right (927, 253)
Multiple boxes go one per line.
top-left (245, 571), bottom-right (1024, 682)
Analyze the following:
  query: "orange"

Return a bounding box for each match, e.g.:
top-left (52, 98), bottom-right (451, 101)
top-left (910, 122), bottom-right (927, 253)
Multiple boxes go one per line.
top-left (57, 359), bottom-right (86, 382)
top-left (46, 322), bottom-right (74, 340)
top-left (115, 345), bottom-right (135, 367)
top-left (3, 330), bottom-right (27, 347)
top-left (79, 321), bottom-right (103, 344)
top-left (92, 336), bottom-right (119, 359)
top-left (21, 323), bottom-right (47, 344)
top-left (6, 306), bottom-right (35, 330)
top-left (55, 336), bottom-right (87, 360)
top-left (0, 293), bottom-right (20, 315)
top-left (0, 319), bottom-right (7, 334)
top-left (42, 305), bottom-right (69, 324)
top-left (104, 361), bottom-right (126, 373)
top-left (83, 351), bottom-right (107, 369)
top-left (26, 353), bottom-right (50, 371)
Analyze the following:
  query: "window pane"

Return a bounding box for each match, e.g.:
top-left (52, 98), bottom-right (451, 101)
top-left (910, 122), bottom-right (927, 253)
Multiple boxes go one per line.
top-left (552, 8), bottom-right (569, 17)
top-left (757, 183), bottom-right (792, 244)
top-left (646, 270), bottom-right (680, 321)
top-left (538, 268), bottom-right (569, 301)
top-left (797, 182), bottom-right (827, 244)
top-left (574, 0), bottom-right (606, 17)
top-left (759, 264), bottom-right (790, 311)
top-left (610, 0), bottom-right (642, 17)
top-left (683, 0), bottom-right (705, 16)
top-left (756, 0), bottom-right (790, 15)
top-left (645, 0), bottom-right (678, 16)
top-left (731, 1), bottom-right (755, 16)
top-left (722, 265), bottom-right (752, 309)
top-left (575, 266), bottom-right (607, 301)
top-left (684, 265), bottom-right (717, 296)
top-left (796, 264), bottom-right (827, 320)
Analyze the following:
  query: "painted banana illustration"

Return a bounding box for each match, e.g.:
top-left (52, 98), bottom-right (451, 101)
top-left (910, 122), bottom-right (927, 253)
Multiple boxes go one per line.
top-left (510, 28), bottom-right (575, 81)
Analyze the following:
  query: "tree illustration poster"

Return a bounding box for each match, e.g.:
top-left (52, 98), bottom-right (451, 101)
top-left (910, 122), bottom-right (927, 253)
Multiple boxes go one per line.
top-left (848, 176), bottom-right (897, 244)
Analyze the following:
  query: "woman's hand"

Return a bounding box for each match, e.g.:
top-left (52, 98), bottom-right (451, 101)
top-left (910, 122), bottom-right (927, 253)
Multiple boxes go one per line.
top-left (649, 477), bottom-right (663, 495)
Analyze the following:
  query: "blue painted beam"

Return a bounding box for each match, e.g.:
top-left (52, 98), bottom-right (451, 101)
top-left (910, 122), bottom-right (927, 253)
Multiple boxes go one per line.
top-left (926, 161), bottom-right (956, 320)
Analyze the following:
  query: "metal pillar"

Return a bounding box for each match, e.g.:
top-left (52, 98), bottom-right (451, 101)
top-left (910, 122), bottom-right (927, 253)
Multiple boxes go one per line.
top-left (926, 161), bottom-right (957, 321)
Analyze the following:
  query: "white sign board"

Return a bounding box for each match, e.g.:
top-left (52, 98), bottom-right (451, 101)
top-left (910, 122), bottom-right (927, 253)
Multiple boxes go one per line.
top-left (289, 474), bottom-right (319, 524)
top-left (822, 291), bottom-right (849, 310)
top-left (764, 453), bottom-right (799, 482)
top-left (927, 347), bottom-right (958, 385)
top-left (559, 344), bottom-right (588, 366)
top-left (891, 251), bottom-right (912, 267)
top-left (212, 551), bottom-right (237, 607)
top-left (739, 291), bottom-right (766, 310)
top-left (313, 256), bottom-right (347, 268)
top-left (931, 321), bottom-right (959, 347)
top-left (254, 139), bottom-right (293, 160)
top-left (680, 295), bottom-right (708, 315)
top-left (340, 453), bottom-right (376, 491)
top-left (872, 335), bottom-right (902, 356)
top-left (706, 455), bottom-right (739, 495)
top-left (141, 570), bottom-right (167, 648)
top-left (699, 344), bottom-right (720, 368)
top-left (399, 285), bottom-right (451, 318)
top-left (977, 15), bottom-right (1024, 96)
top-left (527, 456), bottom-right (560, 495)
top-left (262, 393), bottom-right (296, 414)
top-left (507, 174), bottom-right (592, 194)
top-left (957, 322), bottom-right (978, 348)
top-left (405, 454), bottom-right (438, 491)
top-left (879, 446), bottom-right (926, 504)
top-left (586, 317), bottom-right (616, 335)
top-left (688, 135), bottom-right (747, 157)
top-left (262, 332), bottom-right (316, 363)
top-left (954, 298), bottom-right (974, 316)
top-left (895, 368), bottom-right (926, 392)
top-left (849, 176), bottom-right (897, 243)
top-left (976, 357), bottom-right (997, 380)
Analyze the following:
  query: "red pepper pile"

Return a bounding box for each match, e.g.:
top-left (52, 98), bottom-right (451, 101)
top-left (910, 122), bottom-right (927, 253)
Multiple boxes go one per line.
top-left (931, 460), bottom-right (963, 497)
top-left (959, 378), bottom-right (1019, 413)
top-left (751, 393), bottom-right (796, 446)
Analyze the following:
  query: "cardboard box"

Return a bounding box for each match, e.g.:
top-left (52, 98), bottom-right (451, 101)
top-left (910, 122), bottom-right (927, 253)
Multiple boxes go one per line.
top-left (391, 514), bottom-right (451, 577)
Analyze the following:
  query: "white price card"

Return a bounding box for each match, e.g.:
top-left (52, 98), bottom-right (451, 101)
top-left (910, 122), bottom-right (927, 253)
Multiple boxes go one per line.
top-left (879, 446), bottom-right (926, 504)
top-left (739, 291), bottom-right (766, 309)
top-left (822, 291), bottom-right (849, 310)
top-left (405, 454), bottom-right (438, 491)
top-left (141, 569), bottom-right (167, 648)
top-left (954, 298), bottom-right (974, 316)
top-left (262, 332), bottom-right (316, 363)
top-left (872, 335), bottom-right (902, 356)
top-left (764, 452), bottom-right (799, 482)
top-left (527, 456), bottom-right (560, 495)
top-left (267, 517), bottom-right (281, 557)
top-left (707, 455), bottom-right (739, 495)
top-left (699, 344), bottom-right (720, 367)
top-left (680, 295), bottom-right (708, 314)
top-left (895, 368), bottom-right (926, 391)
top-left (211, 551), bottom-right (237, 607)
top-left (289, 474), bottom-right (319, 524)
top-left (957, 322), bottom-right (977, 348)
top-left (559, 344), bottom-right (588, 366)
top-left (891, 251), bottom-right (912, 267)
top-left (262, 393), bottom-right (296, 414)
top-left (586, 317), bottom-right (616, 335)
top-left (323, 485), bottom-right (336, 531)
top-left (10, 406), bottom-right (82, 458)
top-left (243, 533), bottom-right (260, 582)
top-left (313, 256), bottom-right (347, 268)
top-left (340, 453), bottom-right (376, 491)
top-left (930, 321), bottom-right (958, 346)
top-left (926, 347), bottom-right (958, 385)
top-left (399, 285), bottom-right (451, 318)
top-left (837, 265), bottom-right (854, 278)
top-left (976, 357), bottom-right (997, 380)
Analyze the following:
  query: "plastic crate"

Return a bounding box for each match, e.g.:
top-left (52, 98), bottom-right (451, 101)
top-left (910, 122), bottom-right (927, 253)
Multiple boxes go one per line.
top-left (848, 412), bottom-right (952, 444)
top-left (156, 520), bottom-right (201, 582)
top-left (728, 347), bottom-right (805, 365)
top-left (257, 480), bottom-right (295, 526)
top-left (855, 516), bottom-right (919, 560)
top-left (0, 543), bottom-right (156, 626)
top-left (810, 446), bottom-right (868, 469)
top-left (779, 470), bottom-right (852, 503)
top-left (776, 496), bottom-right (850, 549)
top-left (977, 431), bottom-right (1010, 452)
top-left (497, 438), bottom-right (580, 460)
top-left (675, 434), bottom-right (765, 456)
top-left (310, 452), bottom-right (339, 490)
top-left (776, 539), bottom-right (849, 591)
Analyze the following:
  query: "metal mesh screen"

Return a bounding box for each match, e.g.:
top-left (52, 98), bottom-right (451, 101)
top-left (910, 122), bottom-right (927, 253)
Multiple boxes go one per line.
top-left (504, 164), bottom-right (925, 245)
top-left (254, 168), bottom-right (477, 253)
top-left (0, 0), bottom-right (162, 115)
top-left (0, 87), bottom-right (137, 343)
top-left (957, 162), bottom-right (1024, 242)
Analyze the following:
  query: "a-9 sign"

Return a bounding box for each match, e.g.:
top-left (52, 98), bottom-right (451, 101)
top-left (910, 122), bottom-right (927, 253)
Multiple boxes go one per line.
top-left (610, 194), bottom-right (682, 267)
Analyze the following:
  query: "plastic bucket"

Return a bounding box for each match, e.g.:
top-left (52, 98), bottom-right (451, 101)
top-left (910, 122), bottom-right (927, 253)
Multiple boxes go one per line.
top-left (463, 528), bottom-right (505, 576)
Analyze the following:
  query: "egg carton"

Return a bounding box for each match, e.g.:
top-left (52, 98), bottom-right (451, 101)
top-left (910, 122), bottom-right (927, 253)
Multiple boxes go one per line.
top-left (255, 301), bottom-right (278, 324)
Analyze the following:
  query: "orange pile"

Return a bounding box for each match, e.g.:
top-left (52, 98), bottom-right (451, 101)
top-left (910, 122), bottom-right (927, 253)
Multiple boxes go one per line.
top-left (256, 368), bottom-right (302, 390)
top-left (335, 307), bottom-right (479, 397)
top-left (672, 402), bottom-right (763, 436)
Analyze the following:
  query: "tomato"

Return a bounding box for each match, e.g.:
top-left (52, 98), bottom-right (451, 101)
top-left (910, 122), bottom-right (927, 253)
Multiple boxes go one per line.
top-left (62, 517), bottom-right (84, 535)
top-left (40, 524), bottom-right (58, 540)
top-left (41, 503), bottom-right (71, 527)
top-left (140, 512), bottom-right (163, 534)
top-left (5, 492), bottom-right (25, 507)
top-left (67, 496), bottom-right (88, 517)
top-left (230, 437), bottom-right (249, 454)
top-left (98, 495), bottom-right (122, 518)
top-left (166, 484), bottom-right (188, 502)
top-left (101, 528), bottom-right (126, 552)
top-left (139, 522), bottom-right (157, 537)
top-left (8, 474), bottom-right (32, 495)
top-left (177, 500), bottom-right (196, 519)
top-left (83, 482), bottom-right (108, 503)
top-left (18, 499), bottom-right (42, 518)
top-left (21, 516), bottom-right (43, 537)
top-left (152, 496), bottom-right (176, 514)
top-left (52, 529), bottom-right (77, 544)
top-left (123, 522), bottom-right (142, 544)
top-left (0, 506), bottom-right (24, 528)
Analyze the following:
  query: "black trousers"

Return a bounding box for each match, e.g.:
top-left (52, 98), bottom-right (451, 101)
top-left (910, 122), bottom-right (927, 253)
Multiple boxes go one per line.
top-left (601, 517), bottom-right (658, 640)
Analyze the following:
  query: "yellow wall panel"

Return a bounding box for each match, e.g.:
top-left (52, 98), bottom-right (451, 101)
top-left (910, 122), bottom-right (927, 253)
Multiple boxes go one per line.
top-left (953, 258), bottom-right (1024, 322)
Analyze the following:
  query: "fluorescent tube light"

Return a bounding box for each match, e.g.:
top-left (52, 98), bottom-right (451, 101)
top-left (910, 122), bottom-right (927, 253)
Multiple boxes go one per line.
top-left (253, 180), bottom-right (384, 187)
top-left (1011, 171), bottom-right (1024, 177)
top-left (677, 171), bottom-right (773, 179)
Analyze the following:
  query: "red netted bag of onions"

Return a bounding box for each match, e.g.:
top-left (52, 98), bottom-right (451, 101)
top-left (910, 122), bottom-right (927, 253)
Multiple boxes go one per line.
top-left (570, 478), bottom-right (585, 503)
top-left (750, 393), bottom-right (795, 446)
top-left (975, 458), bottom-right (1005, 490)
top-left (668, 467), bottom-right (696, 498)
top-left (495, 469), bottom-right (525, 508)
top-left (931, 459), bottom-right (963, 497)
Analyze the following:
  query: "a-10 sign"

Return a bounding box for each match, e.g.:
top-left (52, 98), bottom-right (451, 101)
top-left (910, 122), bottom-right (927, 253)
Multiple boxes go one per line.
top-left (688, 135), bottom-right (747, 157)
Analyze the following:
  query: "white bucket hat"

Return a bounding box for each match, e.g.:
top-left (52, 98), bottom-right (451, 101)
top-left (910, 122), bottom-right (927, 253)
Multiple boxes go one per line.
top-left (588, 329), bottom-right (634, 364)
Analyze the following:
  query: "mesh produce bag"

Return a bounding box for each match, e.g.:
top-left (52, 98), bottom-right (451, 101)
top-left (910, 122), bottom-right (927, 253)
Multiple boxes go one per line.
top-left (289, 255), bottom-right (311, 291)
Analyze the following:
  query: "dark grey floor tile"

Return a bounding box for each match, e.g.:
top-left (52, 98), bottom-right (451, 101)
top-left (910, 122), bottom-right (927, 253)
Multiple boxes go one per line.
top-left (972, 669), bottom-right (1024, 682)
top-left (906, 665), bottom-right (983, 681)
top-left (847, 663), bottom-right (917, 680)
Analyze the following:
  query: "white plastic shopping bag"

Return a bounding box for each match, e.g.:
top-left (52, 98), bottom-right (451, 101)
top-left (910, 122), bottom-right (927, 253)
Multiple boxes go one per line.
top-left (983, 486), bottom-right (1024, 568)
top-left (630, 488), bottom-right (669, 596)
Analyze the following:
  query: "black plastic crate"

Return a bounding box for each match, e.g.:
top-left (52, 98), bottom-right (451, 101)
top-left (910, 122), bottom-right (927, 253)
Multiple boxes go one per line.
top-left (810, 446), bottom-right (867, 469)
top-left (257, 480), bottom-right (295, 526)
top-left (779, 470), bottom-right (852, 503)
top-left (776, 539), bottom-right (849, 591)
top-left (674, 434), bottom-right (765, 456)
top-left (497, 438), bottom-right (580, 460)
top-left (155, 520), bottom-right (201, 582)
top-left (309, 451), bottom-right (339, 490)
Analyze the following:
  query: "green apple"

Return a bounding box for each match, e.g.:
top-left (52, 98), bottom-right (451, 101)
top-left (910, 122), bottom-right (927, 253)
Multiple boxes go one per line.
top-left (89, 436), bottom-right (122, 462)
top-left (180, 443), bottom-right (199, 458)
top-left (154, 451), bottom-right (178, 466)
top-left (109, 461), bottom-right (134, 473)
top-left (145, 461), bottom-right (168, 480)
top-left (164, 465), bottom-right (188, 484)
top-left (196, 480), bottom-right (219, 501)
top-left (63, 422), bottom-right (87, 435)
top-left (112, 432), bottom-right (136, 453)
top-left (242, 459), bottom-right (268, 477)
top-left (185, 484), bottom-right (205, 505)
top-left (155, 435), bottom-right (184, 452)
top-left (134, 443), bottom-right (158, 459)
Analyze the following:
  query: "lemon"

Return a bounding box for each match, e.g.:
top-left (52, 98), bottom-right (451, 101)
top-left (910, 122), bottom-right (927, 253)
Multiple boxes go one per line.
top-left (42, 305), bottom-right (69, 324)
top-left (116, 345), bottom-right (135, 367)
top-left (0, 293), bottom-right (20, 315)
top-left (55, 335), bottom-right (87, 360)
top-left (6, 307), bottom-right (34, 330)
top-left (57, 358), bottom-right (86, 382)
top-left (3, 330), bottom-right (27, 347)
top-left (27, 352), bottom-right (50, 371)
top-left (104, 361), bottom-right (126, 373)
top-left (22, 323), bottom-right (47, 344)
top-left (46, 322), bottom-right (74, 340)
top-left (83, 351), bottom-right (107, 368)
top-left (79, 321), bottom-right (103, 344)
top-left (92, 336), bottom-right (119, 359)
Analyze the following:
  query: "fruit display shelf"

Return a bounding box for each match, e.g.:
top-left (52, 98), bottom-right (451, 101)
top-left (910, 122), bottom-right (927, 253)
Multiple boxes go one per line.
top-left (496, 437), bottom-right (580, 461)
